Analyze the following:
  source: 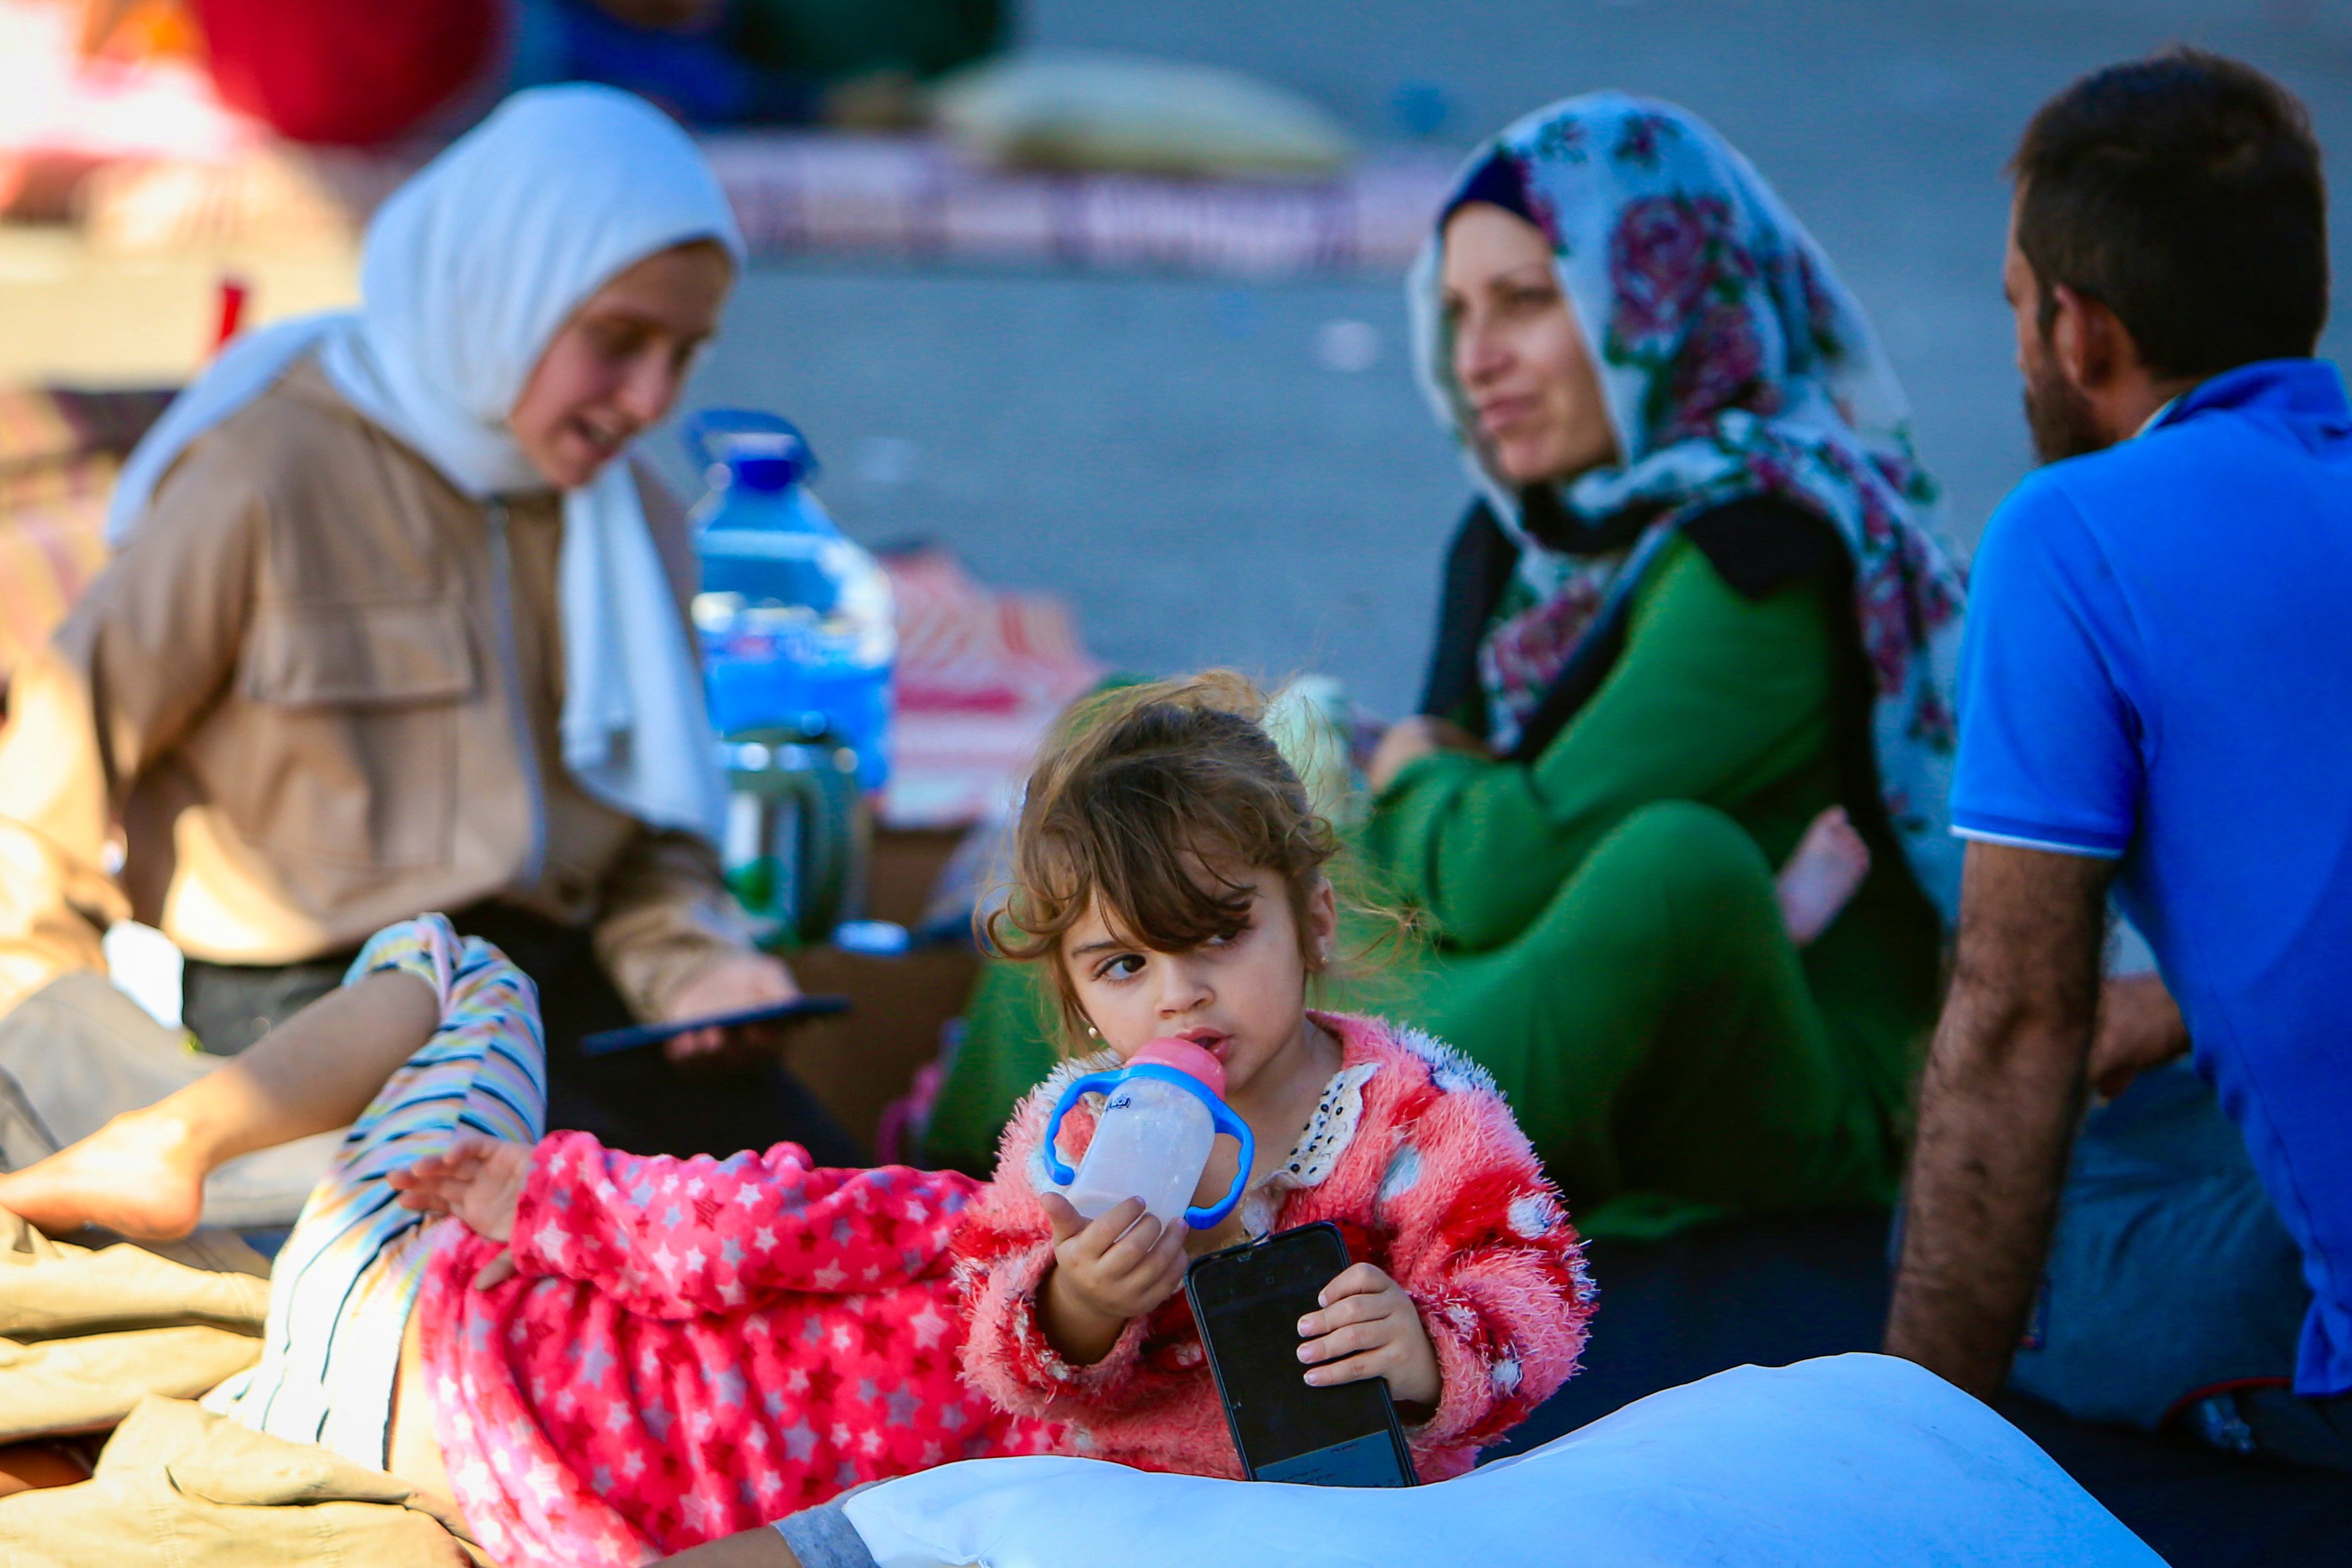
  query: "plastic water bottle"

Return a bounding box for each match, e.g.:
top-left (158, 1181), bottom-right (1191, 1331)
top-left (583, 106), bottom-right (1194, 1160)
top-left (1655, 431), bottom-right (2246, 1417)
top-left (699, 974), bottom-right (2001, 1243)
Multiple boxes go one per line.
top-left (688, 411), bottom-right (895, 790)
top-left (1045, 1039), bottom-right (1257, 1230)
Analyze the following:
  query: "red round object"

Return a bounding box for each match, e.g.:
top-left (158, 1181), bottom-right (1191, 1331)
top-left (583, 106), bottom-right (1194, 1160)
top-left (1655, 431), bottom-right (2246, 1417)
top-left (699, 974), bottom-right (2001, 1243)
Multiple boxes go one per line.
top-left (191, 0), bottom-right (502, 147)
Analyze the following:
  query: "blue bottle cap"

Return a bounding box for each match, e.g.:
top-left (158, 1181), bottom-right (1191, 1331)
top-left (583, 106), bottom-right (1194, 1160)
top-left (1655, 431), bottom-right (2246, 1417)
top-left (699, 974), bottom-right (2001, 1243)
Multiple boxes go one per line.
top-left (724, 431), bottom-right (809, 493)
top-left (685, 410), bottom-right (820, 491)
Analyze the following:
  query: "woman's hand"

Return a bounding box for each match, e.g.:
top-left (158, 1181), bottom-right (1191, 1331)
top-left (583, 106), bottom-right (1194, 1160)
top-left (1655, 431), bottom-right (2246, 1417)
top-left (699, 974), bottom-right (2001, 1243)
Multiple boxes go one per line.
top-left (2089, 972), bottom-right (2190, 1098)
top-left (1367, 716), bottom-right (1487, 792)
top-left (1036, 1193), bottom-right (1189, 1365)
top-left (659, 950), bottom-right (801, 1067)
top-left (1297, 1261), bottom-right (1442, 1410)
top-left (389, 1133), bottom-right (533, 1242)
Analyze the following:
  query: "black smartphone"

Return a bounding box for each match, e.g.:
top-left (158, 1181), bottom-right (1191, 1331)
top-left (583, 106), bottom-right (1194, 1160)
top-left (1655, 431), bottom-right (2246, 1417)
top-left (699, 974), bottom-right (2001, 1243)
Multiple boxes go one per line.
top-left (1184, 1221), bottom-right (1417, 1488)
top-left (576, 994), bottom-right (849, 1057)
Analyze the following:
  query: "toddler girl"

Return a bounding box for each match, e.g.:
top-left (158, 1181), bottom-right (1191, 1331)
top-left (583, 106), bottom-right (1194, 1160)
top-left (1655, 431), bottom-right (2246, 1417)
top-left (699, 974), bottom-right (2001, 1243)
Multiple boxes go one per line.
top-left (945, 673), bottom-right (1592, 1475)
top-left (0, 675), bottom-right (1590, 1568)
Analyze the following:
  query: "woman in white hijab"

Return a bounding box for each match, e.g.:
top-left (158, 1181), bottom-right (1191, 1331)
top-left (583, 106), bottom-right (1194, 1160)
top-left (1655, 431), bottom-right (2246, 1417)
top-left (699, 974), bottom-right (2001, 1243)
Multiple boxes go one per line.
top-left (0, 84), bottom-right (857, 1172)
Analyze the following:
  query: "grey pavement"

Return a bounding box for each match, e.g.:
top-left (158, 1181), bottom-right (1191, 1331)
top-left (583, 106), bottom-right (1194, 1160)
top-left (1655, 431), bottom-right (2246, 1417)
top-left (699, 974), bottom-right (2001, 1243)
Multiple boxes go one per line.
top-left (675, 1), bottom-right (2352, 716)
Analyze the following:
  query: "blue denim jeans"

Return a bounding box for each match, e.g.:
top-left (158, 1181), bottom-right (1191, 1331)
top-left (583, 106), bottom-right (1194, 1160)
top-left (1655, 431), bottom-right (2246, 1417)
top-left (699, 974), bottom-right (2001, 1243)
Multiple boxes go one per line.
top-left (2009, 1062), bottom-right (2352, 1472)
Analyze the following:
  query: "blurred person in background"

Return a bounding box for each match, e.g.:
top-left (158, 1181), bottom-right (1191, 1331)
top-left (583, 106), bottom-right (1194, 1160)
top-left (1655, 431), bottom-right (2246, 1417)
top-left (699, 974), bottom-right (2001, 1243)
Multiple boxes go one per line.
top-left (70, 0), bottom-right (1000, 147)
top-left (1350, 93), bottom-right (1964, 1239)
top-left (1888, 50), bottom-right (2352, 1472)
top-left (505, 0), bottom-right (999, 130)
top-left (0, 85), bottom-right (857, 1187)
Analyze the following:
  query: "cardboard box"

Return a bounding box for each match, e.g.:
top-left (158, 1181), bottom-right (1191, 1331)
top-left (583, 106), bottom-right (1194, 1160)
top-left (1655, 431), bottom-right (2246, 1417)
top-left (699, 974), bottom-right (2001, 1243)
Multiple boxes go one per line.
top-left (779, 826), bottom-right (977, 1156)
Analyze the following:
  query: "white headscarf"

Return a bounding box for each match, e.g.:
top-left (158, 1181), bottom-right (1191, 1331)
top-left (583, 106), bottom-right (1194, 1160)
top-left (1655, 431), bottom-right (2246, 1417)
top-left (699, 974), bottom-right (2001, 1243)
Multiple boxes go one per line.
top-left (108, 84), bottom-right (744, 843)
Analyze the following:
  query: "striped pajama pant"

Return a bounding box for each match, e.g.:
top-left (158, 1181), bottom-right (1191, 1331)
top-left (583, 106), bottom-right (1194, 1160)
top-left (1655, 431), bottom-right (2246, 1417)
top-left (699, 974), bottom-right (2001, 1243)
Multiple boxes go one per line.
top-left (205, 913), bottom-right (548, 1470)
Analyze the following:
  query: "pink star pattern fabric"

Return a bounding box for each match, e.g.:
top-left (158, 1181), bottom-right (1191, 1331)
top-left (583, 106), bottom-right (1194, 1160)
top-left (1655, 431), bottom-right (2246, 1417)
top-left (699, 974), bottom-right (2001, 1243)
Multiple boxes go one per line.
top-left (414, 1011), bottom-right (1593, 1565)
top-left (957, 1012), bottom-right (1596, 1484)
top-left (420, 1142), bottom-right (1061, 1567)
top-left (224, 918), bottom-right (1594, 1567)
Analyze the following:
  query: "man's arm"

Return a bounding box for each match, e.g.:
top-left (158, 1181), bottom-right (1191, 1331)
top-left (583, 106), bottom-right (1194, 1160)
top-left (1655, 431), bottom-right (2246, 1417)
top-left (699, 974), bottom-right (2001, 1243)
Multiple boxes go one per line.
top-left (651, 1529), bottom-right (801, 1567)
top-left (1885, 841), bottom-right (2112, 1397)
top-left (651, 1504), bottom-right (876, 1568)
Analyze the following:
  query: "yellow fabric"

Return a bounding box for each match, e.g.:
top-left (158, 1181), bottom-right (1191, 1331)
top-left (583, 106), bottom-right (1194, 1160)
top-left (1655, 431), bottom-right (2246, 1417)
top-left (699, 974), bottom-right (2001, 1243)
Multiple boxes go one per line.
top-left (0, 1326), bottom-right (262, 1440)
top-left (0, 1395), bottom-right (485, 1567)
top-left (0, 389), bottom-right (130, 689)
top-left (0, 1205), bottom-right (268, 1442)
top-left (0, 390), bottom-right (85, 470)
top-left (0, 499), bottom-right (108, 692)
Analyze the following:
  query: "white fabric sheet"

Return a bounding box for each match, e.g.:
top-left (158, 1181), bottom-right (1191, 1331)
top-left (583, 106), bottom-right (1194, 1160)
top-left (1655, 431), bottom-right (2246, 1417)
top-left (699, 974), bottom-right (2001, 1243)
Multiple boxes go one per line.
top-left (840, 1354), bottom-right (2161, 1567)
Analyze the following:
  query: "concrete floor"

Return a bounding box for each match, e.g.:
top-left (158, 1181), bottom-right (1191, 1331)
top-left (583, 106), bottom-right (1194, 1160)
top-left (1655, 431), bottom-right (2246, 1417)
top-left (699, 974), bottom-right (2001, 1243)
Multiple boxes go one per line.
top-left (685, 0), bottom-right (2352, 714)
top-left (7, 1), bottom-right (2348, 715)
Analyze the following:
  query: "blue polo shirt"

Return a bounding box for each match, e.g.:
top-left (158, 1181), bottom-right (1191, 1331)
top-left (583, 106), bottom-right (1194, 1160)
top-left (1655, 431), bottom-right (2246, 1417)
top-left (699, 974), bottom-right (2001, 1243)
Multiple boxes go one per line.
top-left (1954, 359), bottom-right (2352, 1398)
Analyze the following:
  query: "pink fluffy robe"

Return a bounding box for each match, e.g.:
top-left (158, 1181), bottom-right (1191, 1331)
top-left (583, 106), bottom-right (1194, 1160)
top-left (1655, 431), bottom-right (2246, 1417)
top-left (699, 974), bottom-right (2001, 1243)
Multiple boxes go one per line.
top-left (958, 1011), bottom-right (1594, 1482)
top-left (419, 1011), bottom-right (1591, 1564)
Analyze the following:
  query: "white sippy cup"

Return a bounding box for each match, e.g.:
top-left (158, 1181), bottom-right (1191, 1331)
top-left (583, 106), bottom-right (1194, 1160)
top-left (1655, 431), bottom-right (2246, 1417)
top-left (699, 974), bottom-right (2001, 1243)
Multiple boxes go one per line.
top-left (1045, 1038), bottom-right (1257, 1230)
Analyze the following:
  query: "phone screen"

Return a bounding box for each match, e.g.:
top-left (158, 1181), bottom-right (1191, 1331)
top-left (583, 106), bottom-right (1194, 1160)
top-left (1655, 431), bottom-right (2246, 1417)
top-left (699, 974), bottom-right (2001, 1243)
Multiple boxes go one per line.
top-left (1185, 1223), bottom-right (1416, 1487)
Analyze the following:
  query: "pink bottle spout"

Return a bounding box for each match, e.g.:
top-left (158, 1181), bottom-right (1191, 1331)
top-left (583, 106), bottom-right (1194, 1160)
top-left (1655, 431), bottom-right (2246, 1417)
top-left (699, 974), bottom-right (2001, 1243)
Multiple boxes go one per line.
top-left (1128, 1037), bottom-right (1228, 1100)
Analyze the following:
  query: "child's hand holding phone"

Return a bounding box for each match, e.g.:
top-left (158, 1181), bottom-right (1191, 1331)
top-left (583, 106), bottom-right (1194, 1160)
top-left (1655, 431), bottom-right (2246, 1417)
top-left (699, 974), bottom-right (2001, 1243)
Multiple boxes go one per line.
top-left (1296, 1262), bottom-right (1442, 1410)
top-left (1037, 1192), bottom-right (1191, 1365)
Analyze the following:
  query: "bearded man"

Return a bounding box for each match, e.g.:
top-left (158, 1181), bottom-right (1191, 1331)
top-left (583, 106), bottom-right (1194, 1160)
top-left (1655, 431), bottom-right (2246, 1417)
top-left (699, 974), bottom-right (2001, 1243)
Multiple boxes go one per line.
top-left (1886, 47), bottom-right (2352, 1472)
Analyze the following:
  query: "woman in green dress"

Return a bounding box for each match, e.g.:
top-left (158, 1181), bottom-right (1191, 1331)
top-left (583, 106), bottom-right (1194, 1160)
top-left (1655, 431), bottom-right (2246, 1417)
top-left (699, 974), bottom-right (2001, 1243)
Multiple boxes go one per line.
top-left (928, 95), bottom-right (1964, 1237)
top-left (1346, 92), bottom-right (1963, 1235)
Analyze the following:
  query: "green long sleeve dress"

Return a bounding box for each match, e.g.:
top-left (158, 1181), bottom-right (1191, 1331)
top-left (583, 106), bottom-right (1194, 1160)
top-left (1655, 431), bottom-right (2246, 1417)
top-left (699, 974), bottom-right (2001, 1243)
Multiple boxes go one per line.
top-left (923, 530), bottom-right (1942, 1235)
top-left (1346, 530), bottom-right (1943, 1237)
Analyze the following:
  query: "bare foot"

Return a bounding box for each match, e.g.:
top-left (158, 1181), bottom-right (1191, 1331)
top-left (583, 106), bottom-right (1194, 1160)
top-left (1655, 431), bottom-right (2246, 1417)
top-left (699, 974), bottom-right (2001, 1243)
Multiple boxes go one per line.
top-left (0, 1110), bottom-right (208, 1240)
top-left (1777, 806), bottom-right (1872, 947)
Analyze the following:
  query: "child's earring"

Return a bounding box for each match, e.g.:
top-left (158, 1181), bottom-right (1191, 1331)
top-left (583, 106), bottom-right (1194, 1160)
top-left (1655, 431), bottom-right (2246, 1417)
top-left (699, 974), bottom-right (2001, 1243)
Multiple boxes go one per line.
top-left (1085, 1023), bottom-right (1100, 1039)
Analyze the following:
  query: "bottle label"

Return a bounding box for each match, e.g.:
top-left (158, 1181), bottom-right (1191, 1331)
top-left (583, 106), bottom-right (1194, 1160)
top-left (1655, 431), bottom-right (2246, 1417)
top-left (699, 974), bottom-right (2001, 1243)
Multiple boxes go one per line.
top-left (1106, 1093), bottom-right (1134, 1112)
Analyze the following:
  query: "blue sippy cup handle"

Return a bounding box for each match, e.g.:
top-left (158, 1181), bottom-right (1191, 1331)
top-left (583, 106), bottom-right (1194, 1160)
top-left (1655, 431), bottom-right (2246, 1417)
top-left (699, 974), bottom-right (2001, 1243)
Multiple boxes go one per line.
top-left (1041, 1069), bottom-right (1256, 1231)
top-left (1183, 1103), bottom-right (1256, 1230)
top-left (1042, 1071), bottom-right (1124, 1188)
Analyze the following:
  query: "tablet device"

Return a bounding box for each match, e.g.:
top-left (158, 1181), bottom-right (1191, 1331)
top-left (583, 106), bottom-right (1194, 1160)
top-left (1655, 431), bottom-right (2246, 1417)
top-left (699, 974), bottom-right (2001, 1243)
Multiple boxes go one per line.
top-left (1185, 1221), bottom-right (1417, 1487)
top-left (578, 994), bottom-right (850, 1056)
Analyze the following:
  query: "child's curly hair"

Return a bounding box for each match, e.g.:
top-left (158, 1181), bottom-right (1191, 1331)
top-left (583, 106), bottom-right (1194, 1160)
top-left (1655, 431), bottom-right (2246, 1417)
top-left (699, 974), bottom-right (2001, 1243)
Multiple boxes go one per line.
top-left (983, 672), bottom-right (1381, 1047)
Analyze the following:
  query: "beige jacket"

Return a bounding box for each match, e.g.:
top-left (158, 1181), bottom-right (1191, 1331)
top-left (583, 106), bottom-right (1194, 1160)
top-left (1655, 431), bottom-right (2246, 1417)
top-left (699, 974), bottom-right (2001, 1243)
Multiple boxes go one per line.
top-left (0, 1205), bottom-right (268, 1443)
top-left (0, 1211), bottom-right (481, 1564)
top-left (0, 357), bottom-right (751, 1021)
top-left (0, 1395), bottom-right (483, 1566)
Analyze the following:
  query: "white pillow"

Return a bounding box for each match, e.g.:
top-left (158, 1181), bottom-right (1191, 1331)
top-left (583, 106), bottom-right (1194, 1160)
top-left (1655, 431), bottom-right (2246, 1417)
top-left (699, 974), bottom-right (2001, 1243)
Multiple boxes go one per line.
top-left (931, 52), bottom-right (1355, 179)
top-left (841, 1355), bottom-right (2163, 1568)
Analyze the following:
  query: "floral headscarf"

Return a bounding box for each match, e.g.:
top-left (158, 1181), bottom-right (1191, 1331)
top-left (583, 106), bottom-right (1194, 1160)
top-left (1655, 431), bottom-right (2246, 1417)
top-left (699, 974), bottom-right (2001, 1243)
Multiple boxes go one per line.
top-left (1408, 92), bottom-right (1966, 920)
